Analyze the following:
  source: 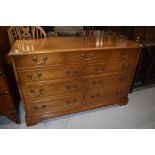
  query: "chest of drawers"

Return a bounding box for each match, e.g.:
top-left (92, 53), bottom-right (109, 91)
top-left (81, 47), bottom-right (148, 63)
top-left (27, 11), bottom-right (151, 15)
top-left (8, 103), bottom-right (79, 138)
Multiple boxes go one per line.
top-left (9, 36), bottom-right (142, 126)
top-left (0, 55), bottom-right (20, 123)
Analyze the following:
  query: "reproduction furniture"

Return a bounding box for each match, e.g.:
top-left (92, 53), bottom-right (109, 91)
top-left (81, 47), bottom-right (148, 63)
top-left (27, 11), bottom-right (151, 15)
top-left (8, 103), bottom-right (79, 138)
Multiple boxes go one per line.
top-left (9, 35), bottom-right (142, 126)
top-left (0, 27), bottom-right (20, 124)
top-left (8, 26), bottom-right (47, 47)
top-left (131, 41), bottom-right (155, 89)
top-left (125, 26), bottom-right (155, 90)
top-left (0, 52), bottom-right (20, 123)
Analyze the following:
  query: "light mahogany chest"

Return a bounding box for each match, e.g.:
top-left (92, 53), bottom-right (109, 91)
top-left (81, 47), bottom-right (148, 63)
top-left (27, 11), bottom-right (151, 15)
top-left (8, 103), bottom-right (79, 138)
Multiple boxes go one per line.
top-left (9, 36), bottom-right (142, 126)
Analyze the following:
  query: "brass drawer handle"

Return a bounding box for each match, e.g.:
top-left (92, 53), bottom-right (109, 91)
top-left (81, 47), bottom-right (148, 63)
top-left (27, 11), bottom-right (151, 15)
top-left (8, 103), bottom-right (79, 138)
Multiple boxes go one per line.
top-left (65, 70), bottom-right (70, 75)
top-left (91, 93), bottom-right (101, 99)
top-left (27, 73), bottom-right (42, 80)
top-left (94, 66), bottom-right (105, 73)
top-left (81, 53), bottom-right (93, 61)
top-left (32, 56), bottom-right (48, 65)
top-left (38, 73), bottom-right (42, 78)
top-left (65, 85), bottom-right (77, 90)
top-left (65, 69), bottom-right (78, 76)
top-left (65, 98), bottom-right (77, 104)
top-left (42, 105), bottom-right (46, 109)
top-left (81, 53), bottom-right (86, 58)
top-left (33, 104), bottom-right (46, 110)
top-left (40, 89), bottom-right (44, 95)
top-left (65, 100), bottom-right (70, 104)
top-left (30, 89), bottom-right (44, 96)
top-left (27, 74), bottom-right (32, 80)
top-left (123, 54), bottom-right (129, 58)
top-left (121, 51), bottom-right (129, 58)
top-left (93, 80), bottom-right (104, 85)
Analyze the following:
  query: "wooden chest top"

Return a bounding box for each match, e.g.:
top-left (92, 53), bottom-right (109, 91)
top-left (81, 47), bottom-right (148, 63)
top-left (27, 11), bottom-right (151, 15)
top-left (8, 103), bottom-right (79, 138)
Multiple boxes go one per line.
top-left (9, 36), bottom-right (142, 55)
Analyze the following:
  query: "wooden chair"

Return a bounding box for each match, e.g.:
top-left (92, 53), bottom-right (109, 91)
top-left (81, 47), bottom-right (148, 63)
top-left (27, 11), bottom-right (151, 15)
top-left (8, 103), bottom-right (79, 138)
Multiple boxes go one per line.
top-left (7, 26), bottom-right (47, 47)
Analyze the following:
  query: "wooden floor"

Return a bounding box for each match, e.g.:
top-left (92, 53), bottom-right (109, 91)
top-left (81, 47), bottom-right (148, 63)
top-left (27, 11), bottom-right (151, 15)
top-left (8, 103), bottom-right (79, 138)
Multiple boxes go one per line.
top-left (0, 85), bottom-right (155, 129)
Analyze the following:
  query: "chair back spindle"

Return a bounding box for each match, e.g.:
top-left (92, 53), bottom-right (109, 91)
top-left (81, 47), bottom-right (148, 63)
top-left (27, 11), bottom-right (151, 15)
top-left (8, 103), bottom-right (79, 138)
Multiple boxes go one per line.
top-left (8, 26), bottom-right (47, 47)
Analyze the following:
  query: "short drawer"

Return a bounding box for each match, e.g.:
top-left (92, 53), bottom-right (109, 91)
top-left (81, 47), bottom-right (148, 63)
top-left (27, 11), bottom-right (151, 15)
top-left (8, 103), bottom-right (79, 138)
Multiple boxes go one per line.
top-left (87, 73), bottom-right (131, 91)
top-left (22, 79), bottom-right (84, 99)
top-left (86, 88), bottom-right (128, 105)
top-left (65, 50), bottom-right (106, 64)
top-left (14, 53), bottom-right (63, 69)
top-left (26, 93), bottom-right (84, 116)
top-left (0, 95), bottom-right (13, 113)
top-left (107, 48), bottom-right (140, 61)
top-left (18, 65), bottom-right (85, 83)
top-left (14, 50), bottom-right (106, 69)
top-left (86, 60), bottom-right (136, 75)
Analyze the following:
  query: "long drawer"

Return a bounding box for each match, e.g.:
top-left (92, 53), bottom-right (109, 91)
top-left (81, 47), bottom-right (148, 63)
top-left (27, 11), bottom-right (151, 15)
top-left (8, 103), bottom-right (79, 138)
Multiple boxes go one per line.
top-left (87, 73), bottom-right (131, 91)
top-left (18, 65), bottom-right (85, 83)
top-left (17, 60), bottom-right (136, 83)
top-left (21, 78), bottom-right (84, 100)
top-left (86, 60), bottom-right (136, 75)
top-left (26, 93), bottom-right (84, 116)
top-left (14, 50), bottom-right (106, 69)
top-left (86, 87), bottom-right (128, 105)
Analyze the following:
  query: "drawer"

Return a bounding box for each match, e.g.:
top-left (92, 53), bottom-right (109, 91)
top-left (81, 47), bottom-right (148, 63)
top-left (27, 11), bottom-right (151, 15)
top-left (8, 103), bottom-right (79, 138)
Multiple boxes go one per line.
top-left (26, 93), bottom-right (84, 116)
top-left (22, 79), bottom-right (84, 99)
top-left (14, 50), bottom-right (106, 69)
top-left (18, 65), bottom-right (85, 83)
top-left (87, 60), bottom-right (136, 75)
top-left (87, 74), bottom-right (131, 91)
top-left (0, 95), bottom-right (13, 113)
top-left (107, 48), bottom-right (140, 61)
top-left (15, 53), bottom-right (64, 69)
top-left (105, 60), bottom-right (136, 73)
top-left (65, 50), bottom-right (106, 64)
top-left (86, 88), bottom-right (128, 105)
